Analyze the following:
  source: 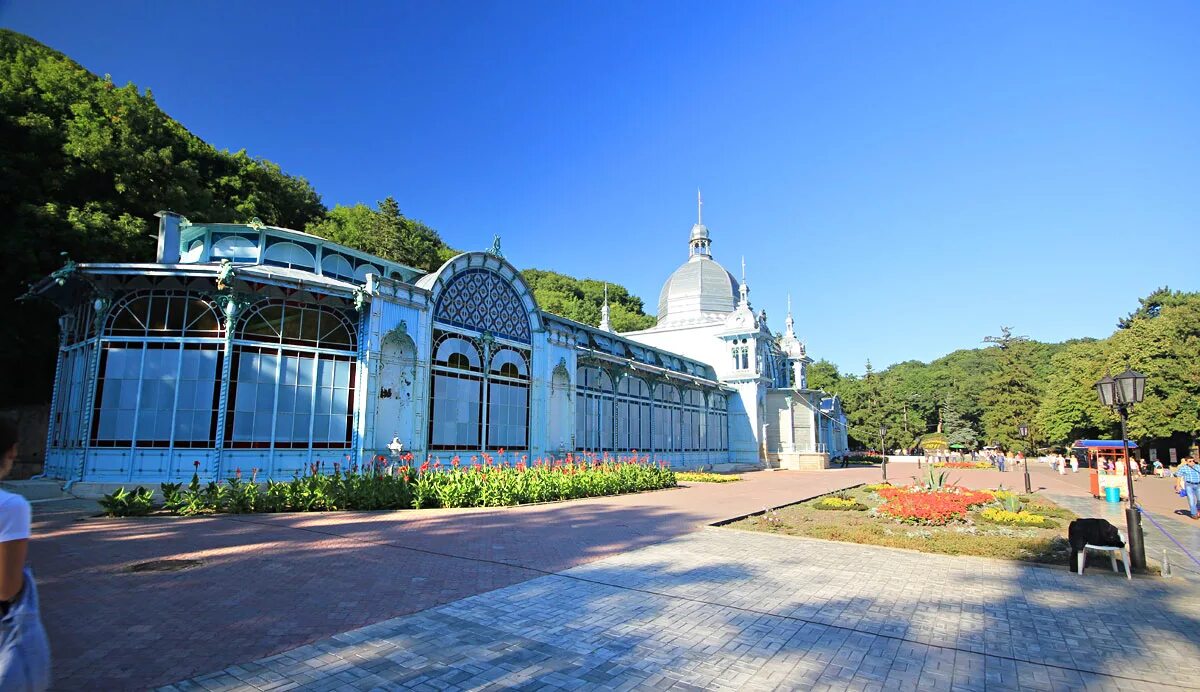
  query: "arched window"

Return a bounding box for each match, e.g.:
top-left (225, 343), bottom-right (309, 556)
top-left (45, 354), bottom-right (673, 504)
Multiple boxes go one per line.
top-left (91, 291), bottom-right (224, 448)
top-left (615, 375), bottom-right (653, 452)
top-left (320, 253), bottom-right (356, 283)
top-left (433, 268), bottom-right (532, 344)
top-left (263, 241), bottom-right (316, 271)
top-left (211, 234), bottom-right (259, 262)
top-left (576, 366), bottom-right (614, 452)
top-left (354, 264), bottom-right (381, 282)
top-left (227, 300), bottom-right (357, 449)
top-left (428, 268), bottom-right (533, 452)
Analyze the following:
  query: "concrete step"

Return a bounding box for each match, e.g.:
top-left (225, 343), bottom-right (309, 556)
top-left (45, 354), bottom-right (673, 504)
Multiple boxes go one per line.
top-left (0, 479), bottom-right (72, 501)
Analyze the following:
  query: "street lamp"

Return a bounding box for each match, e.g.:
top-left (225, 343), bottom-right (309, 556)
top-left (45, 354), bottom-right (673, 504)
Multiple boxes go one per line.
top-left (1017, 424), bottom-right (1033, 494)
top-left (1094, 367), bottom-right (1148, 571)
top-left (879, 424), bottom-right (888, 481)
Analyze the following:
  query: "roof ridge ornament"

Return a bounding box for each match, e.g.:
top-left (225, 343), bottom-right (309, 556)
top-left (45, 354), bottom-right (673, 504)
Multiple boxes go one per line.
top-left (599, 282), bottom-right (613, 333)
top-left (247, 217), bottom-right (266, 231)
top-left (486, 234), bottom-right (504, 259)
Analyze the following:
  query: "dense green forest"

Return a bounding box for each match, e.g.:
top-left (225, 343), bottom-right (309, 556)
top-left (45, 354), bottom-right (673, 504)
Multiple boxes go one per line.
top-left (817, 288), bottom-right (1200, 452)
top-left (2, 30), bottom-right (1196, 453)
top-left (0, 30), bottom-right (652, 402)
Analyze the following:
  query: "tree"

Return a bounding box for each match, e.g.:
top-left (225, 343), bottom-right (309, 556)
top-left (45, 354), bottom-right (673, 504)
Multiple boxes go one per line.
top-left (806, 359), bottom-right (841, 393)
top-left (979, 328), bottom-right (1042, 450)
top-left (522, 269), bottom-right (655, 331)
top-left (0, 29), bottom-right (325, 402)
top-left (942, 397), bottom-right (979, 449)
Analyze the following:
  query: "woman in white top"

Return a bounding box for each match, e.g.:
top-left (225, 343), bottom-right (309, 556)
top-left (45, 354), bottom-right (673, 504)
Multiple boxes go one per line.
top-left (0, 420), bottom-right (50, 690)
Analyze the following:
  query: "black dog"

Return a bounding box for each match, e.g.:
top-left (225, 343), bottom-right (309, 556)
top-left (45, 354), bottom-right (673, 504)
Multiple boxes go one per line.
top-left (1068, 518), bottom-right (1124, 572)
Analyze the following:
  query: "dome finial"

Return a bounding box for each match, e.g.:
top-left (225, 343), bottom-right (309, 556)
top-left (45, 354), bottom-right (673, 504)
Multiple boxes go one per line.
top-left (697, 188), bottom-right (703, 225)
top-left (599, 282), bottom-right (613, 332)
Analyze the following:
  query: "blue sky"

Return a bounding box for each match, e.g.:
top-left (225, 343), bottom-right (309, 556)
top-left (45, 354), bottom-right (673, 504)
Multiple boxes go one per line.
top-left (3, 1), bottom-right (1197, 374)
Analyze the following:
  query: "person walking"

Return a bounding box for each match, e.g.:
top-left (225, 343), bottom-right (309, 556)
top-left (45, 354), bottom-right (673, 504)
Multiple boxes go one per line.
top-left (1175, 458), bottom-right (1200, 520)
top-left (1070, 455), bottom-right (1079, 474)
top-left (0, 419), bottom-right (51, 690)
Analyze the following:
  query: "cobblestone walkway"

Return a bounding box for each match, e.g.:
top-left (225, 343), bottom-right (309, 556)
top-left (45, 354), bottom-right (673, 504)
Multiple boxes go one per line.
top-left (166, 528), bottom-right (1200, 691)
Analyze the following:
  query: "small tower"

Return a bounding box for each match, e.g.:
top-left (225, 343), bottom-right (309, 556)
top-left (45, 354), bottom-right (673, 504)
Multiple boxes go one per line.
top-left (689, 190), bottom-right (712, 259)
top-left (779, 294), bottom-right (811, 389)
top-left (598, 283), bottom-right (613, 333)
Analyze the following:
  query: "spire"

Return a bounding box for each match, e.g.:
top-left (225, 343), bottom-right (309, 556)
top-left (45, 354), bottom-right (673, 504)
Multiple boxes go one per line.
top-left (687, 192), bottom-right (712, 259)
top-left (599, 282), bottom-right (613, 332)
top-left (785, 293), bottom-right (795, 336)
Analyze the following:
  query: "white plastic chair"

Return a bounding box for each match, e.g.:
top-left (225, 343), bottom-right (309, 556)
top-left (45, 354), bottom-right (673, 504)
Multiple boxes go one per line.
top-left (1077, 531), bottom-right (1132, 579)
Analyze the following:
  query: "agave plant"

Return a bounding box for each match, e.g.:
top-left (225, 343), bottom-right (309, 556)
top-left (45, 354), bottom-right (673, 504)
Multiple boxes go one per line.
top-left (925, 468), bottom-right (951, 490)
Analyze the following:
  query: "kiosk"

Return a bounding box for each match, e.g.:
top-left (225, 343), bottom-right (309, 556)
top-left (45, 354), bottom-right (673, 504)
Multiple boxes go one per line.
top-left (1071, 439), bottom-right (1139, 499)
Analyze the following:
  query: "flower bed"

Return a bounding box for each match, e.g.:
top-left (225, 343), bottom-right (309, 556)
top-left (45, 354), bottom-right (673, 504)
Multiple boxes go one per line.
top-left (676, 471), bottom-right (740, 483)
top-left (727, 483), bottom-right (1079, 565)
top-left (931, 461), bottom-right (994, 469)
top-left (100, 453), bottom-right (676, 517)
top-left (875, 486), bottom-right (995, 525)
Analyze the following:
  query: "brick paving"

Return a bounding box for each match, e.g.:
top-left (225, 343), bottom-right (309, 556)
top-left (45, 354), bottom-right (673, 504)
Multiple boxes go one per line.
top-left (166, 528), bottom-right (1200, 691)
top-left (31, 467), bottom-right (879, 690)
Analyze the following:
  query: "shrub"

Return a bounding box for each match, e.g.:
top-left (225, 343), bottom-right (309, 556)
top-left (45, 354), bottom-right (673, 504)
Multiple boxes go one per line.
top-left (814, 496), bottom-right (868, 511)
top-left (978, 507), bottom-right (1056, 527)
top-left (1023, 503), bottom-right (1075, 520)
top-left (863, 483), bottom-right (892, 492)
top-left (99, 486), bottom-right (154, 517)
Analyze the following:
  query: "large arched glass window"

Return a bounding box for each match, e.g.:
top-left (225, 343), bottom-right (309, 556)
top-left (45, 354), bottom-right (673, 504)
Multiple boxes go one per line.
top-left (428, 267), bottom-right (533, 451)
top-left (429, 330), bottom-right (484, 450)
top-left (227, 300), bottom-right (357, 449)
top-left (91, 291), bottom-right (224, 448)
top-left (615, 376), bottom-right (652, 452)
top-left (576, 366), bottom-right (613, 452)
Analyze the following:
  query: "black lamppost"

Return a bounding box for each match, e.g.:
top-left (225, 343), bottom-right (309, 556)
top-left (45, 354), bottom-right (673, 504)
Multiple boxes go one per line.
top-left (1018, 424), bottom-right (1033, 494)
top-left (879, 424), bottom-right (888, 481)
top-left (1095, 367), bottom-right (1147, 570)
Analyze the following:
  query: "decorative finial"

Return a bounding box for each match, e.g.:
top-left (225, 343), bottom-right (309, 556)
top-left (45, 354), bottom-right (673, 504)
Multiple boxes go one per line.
top-left (697, 189), bottom-right (703, 225)
top-left (247, 217), bottom-right (266, 231)
top-left (486, 235), bottom-right (504, 259)
top-left (599, 282), bottom-right (613, 332)
top-left (741, 256), bottom-right (746, 283)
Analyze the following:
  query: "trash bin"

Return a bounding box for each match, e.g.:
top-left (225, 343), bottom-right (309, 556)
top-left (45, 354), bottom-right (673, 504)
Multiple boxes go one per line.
top-left (1104, 486), bottom-right (1121, 503)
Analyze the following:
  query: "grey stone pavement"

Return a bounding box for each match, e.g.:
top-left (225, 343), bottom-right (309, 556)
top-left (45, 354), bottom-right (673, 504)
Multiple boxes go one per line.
top-left (1048, 491), bottom-right (1200, 582)
top-left (165, 527), bottom-right (1200, 691)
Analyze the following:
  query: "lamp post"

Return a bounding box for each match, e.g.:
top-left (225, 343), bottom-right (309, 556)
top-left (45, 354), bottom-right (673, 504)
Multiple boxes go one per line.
top-left (1094, 367), bottom-right (1147, 570)
top-left (879, 424), bottom-right (888, 482)
top-left (1018, 424), bottom-right (1033, 494)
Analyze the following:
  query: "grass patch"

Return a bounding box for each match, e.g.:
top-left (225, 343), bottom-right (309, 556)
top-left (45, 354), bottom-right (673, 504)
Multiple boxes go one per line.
top-left (725, 484), bottom-right (1078, 565)
top-left (676, 471), bottom-right (740, 483)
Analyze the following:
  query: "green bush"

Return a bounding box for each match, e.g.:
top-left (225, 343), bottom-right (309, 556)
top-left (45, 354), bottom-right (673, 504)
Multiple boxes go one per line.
top-left (978, 507), bottom-right (1058, 528)
top-left (99, 486), bottom-right (154, 517)
top-left (814, 495), bottom-right (869, 511)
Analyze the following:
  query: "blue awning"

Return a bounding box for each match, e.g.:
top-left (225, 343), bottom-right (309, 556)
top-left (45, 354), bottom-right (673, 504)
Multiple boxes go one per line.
top-left (1072, 439), bottom-right (1138, 449)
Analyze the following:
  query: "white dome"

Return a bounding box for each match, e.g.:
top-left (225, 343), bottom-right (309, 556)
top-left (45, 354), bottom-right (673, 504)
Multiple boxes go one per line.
top-left (656, 256), bottom-right (739, 324)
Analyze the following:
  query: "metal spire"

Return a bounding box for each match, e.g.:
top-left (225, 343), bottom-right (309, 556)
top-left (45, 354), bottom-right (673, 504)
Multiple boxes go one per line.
top-left (599, 282), bottom-right (612, 332)
top-left (697, 189), bottom-right (703, 225)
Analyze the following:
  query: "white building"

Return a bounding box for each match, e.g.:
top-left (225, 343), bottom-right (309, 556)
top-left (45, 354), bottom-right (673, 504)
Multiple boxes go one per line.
top-left (30, 204), bottom-right (846, 488)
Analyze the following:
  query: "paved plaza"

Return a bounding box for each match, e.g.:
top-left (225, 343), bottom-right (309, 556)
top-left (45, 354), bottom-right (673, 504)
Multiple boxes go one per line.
top-left (27, 463), bottom-right (1200, 690)
top-left (166, 528), bottom-right (1200, 691)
